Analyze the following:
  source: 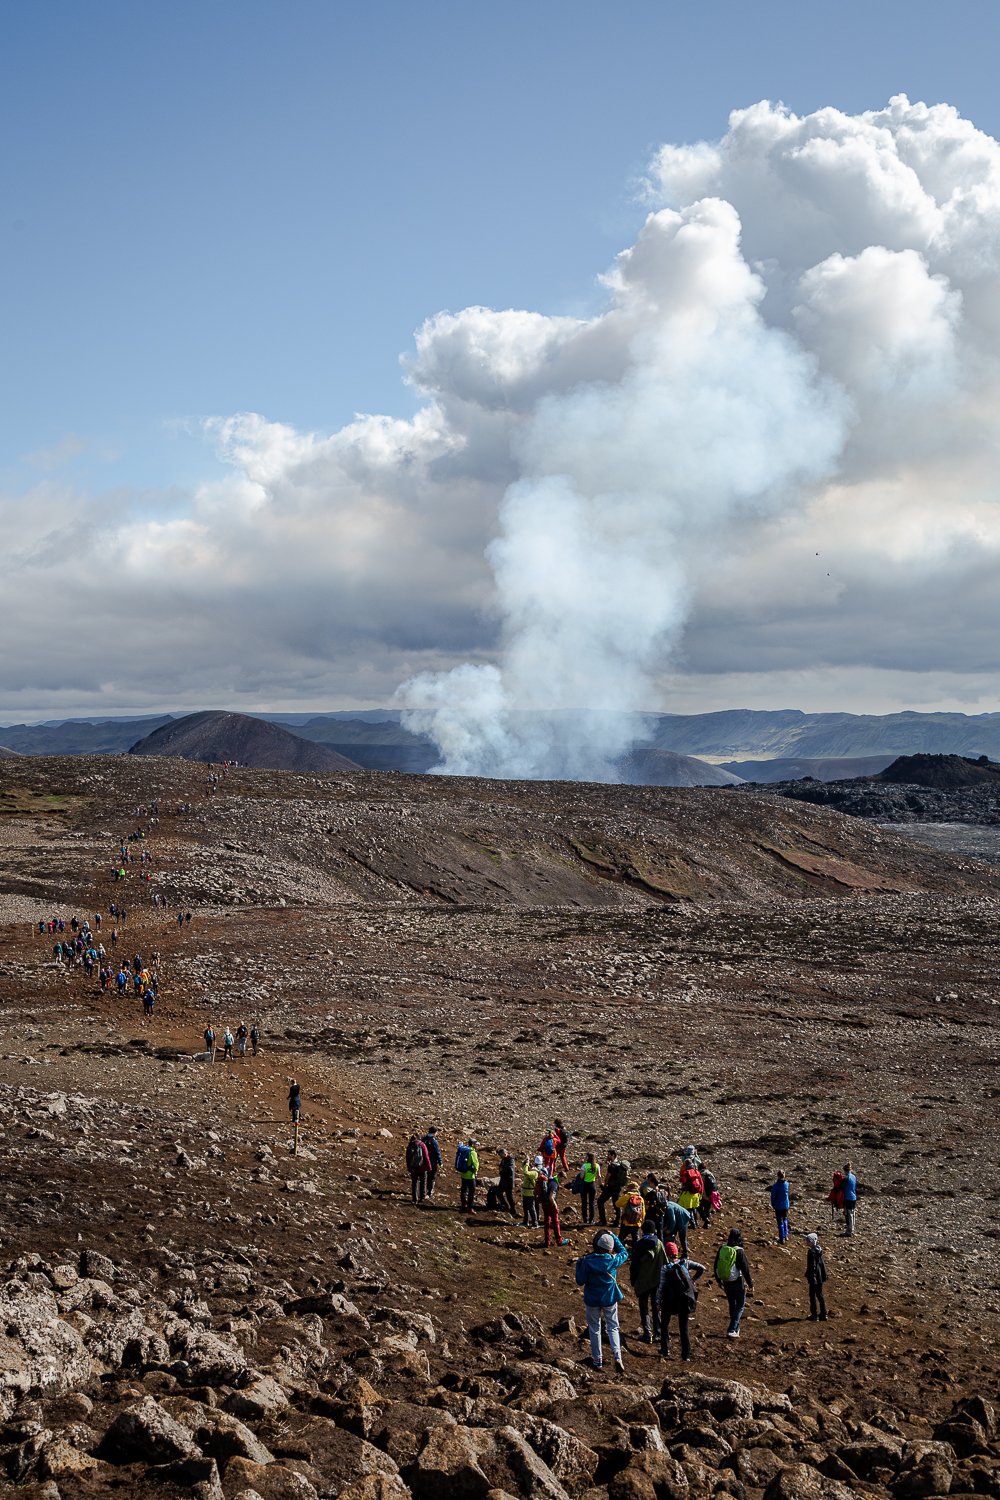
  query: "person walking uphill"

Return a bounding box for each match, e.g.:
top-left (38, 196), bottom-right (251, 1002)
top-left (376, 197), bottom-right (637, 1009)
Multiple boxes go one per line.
top-left (536, 1165), bottom-right (568, 1247)
top-left (406, 1134), bottom-right (432, 1203)
top-left (579, 1152), bottom-right (601, 1226)
top-left (842, 1161), bottom-right (858, 1237)
top-left (770, 1170), bottom-right (790, 1243)
top-left (599, 1151), bottom-right (630, 1227)
top-left (658, 1240), bottom-right (702, 1362)
top-left (575, 1231), bottom-right (629, 1372)
top-left (455, 1138), bottom-right (479, 1213)
top-left (422, 1127), bottom-right (443, 1198)
top-left (629, 1225), bottom-right (666, 1343)
top-left (715, 1229), bottom-right (754, 1340)
top-left (805, 1233), bottom-right (828, 1320)
top-left (522, 1157), bottom-right (541, 1227)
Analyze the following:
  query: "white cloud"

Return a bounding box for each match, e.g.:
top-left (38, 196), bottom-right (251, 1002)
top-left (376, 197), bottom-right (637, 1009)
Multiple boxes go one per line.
top-left (5, 94), bottom-right (1000, 750)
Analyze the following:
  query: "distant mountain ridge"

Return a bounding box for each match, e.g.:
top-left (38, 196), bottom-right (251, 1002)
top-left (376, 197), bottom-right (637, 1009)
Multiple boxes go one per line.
top-left (128, 712), bottom-right (361, 773)
top-left (5, 707), bottom-right (1000, 775)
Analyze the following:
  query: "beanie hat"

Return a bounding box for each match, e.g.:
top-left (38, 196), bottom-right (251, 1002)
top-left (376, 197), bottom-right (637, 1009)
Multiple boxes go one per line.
top-left (806, 1233), bottom-right (818, 1245)
top-left (534, 1154), bottom-right (544, 1166)
top-left (595, 1232), bottom-right (614, 1253)
top-left (664, 1241), bottom-right (679, 1257)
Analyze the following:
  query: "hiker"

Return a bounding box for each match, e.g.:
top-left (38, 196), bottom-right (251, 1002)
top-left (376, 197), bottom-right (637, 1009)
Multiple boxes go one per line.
top-left (659, 1196), bottom-right (696, 1259)
top-left (497, 1150), bottom-right (518, 1215)
top-left (658, 1240), bottom-right (703, 1362)
top-left (699, 1169), bottom-right (721, 1229)
top-left (770, 1170), bottom-right (790, 1244)
top-left (805, 1232), bottom-right (828, 1320)
top-left (288, 1081), bottom-right (301, 1123)
top-left (250, 1023), bottom-right (260, 1057)
top-left (553, 1119), bottom-right (570, 1173)
top-left (629, 1223), bottom-right (666, 1343)
top-left (423, 1127), bottom-right (443, 1197)
top-left (236, 1022), bottom-right (248, 1059)
top-left (522, 1156), bottom-right (541, 1227)
top-left (678, 1155), bottom-right (705, 1219)
top-left (715, 1229), bottom-right (754, 1340)
top-left (537, 1129), bottom-right (557, 1174)
top-left (456, 1138), bottom-right (479, 1213)
top-left (579, 1152), bottom-right (601, 1225)
top-left (222, 1028), bottom-right (235, 1060)
top-left (842, 1162), bottom-right (858, 1237)
top-left (203, 1025), bottom-right (216, 1061)
top-left (406, 1134), bottom-right (432, 1203)
top-left (599, 1151), bottom-right (631, 1227)
top-left (616, 1179), bottom-right (646, 1247)
top-left (575, 1231), bottom-right (629, 1373)
top-left (536, 1164), bottom-right (568, 1247)
top-left (827, 1170), bottom-right (846, 1227)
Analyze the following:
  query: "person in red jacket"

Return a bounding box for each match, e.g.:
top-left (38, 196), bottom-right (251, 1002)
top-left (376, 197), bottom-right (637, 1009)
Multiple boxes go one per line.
top-left (536, 1166), bottom-right (568, 1247)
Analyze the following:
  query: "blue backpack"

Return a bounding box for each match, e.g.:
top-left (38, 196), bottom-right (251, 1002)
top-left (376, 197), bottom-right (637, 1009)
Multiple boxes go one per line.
top-left (455, 1143), bottom-right (472, 1172)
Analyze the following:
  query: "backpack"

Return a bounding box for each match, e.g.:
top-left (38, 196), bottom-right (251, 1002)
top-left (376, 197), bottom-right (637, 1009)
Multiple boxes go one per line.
top-left (661, 1262), bottom-right (697, 1311)
top-left (682, 1166), bottom-right (705, 1196)
top-left (455, 1144), bottom-right (472, 1173)
top-left (541, 1136), bottom-right (555, 1157)
top-left (570, 1172), bottom-right (584, 1195)
top-left (622, 1192), bottom-right (645, 1226)
top-left (716, 1245), bottom-right (739, 1281)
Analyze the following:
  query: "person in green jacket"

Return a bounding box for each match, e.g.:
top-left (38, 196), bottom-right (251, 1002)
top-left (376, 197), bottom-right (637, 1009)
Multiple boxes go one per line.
top-left (629, 1226), bottom-right (667, 1342)
top-left (460, 1138), bottom-right (480, 1213)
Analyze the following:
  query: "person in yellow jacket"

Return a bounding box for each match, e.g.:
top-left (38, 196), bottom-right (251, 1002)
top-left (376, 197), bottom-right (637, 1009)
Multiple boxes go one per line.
top-left (459, 1138), bottom-right (480, 1214)
top-left (616, 1180), bottom-right (647, 1247)
top-left (522, 1156), bottom-right (541, 1227)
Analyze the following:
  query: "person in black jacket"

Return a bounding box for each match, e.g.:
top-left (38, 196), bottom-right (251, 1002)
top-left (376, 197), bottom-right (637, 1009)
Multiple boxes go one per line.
top-left (657, 1240), bottom-right (704, 1362)
top-left (423, 1126), bottom-right (443, 1198)
top-left (497, 1149), bottom-right (518, 1215)
top-left (805, 1232), bottom-right (828, 1320)
top-left (598, 1151), bottom-right (630, 1227)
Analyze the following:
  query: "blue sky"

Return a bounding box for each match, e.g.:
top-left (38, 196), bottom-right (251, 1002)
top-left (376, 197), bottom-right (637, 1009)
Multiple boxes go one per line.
top-left (4, 2), bottom-right (1000, 731)
top-left (4, 0), bottom-right (999, 494)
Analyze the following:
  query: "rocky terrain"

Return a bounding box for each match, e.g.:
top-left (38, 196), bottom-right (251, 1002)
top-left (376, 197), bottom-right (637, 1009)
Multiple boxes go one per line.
top-left (755, 754), bottom-right (1000, 827)
top-left (128, 713), bottom-right (361, 775)
top-left (0, 754), bottom-right (998, 1500)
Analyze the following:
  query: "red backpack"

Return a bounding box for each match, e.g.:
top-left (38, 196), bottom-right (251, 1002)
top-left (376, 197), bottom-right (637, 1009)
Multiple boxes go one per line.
top-left (681, 1166), bottom-right (705, 1196)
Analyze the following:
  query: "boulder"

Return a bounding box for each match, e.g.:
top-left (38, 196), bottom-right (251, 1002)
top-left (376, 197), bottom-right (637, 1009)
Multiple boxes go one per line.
top-left (167, 1320), bottom-right (252, 1387)
top-left (607, 1450), bottom-right (690, 1500)
top-left (763, 1464), bottom-right (858, 1500)
top-left (223, 1458), bottom-right (320, 1499)
top-left (409, 1422), bottom-right (571, 1500)
top-left (224, 1376), bottom-right (289, 1422)
top-left (0, 1280), bottom-right (93, 1418)
top-left (892, 1441), bottom-right (956, 1499)
top-left (98, 1395), bottom-right (201, 1465)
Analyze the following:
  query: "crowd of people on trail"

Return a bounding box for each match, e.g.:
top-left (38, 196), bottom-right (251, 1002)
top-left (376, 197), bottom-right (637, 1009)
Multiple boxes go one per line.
top-left (403, 1122), bottom-right (856, 1370)
top-left (203, 1022), bottom-right (262, 1062)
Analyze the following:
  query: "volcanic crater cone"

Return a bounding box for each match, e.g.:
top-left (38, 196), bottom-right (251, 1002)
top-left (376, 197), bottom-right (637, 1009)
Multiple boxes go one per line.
top-left (128, 709), bottom-right (361, 773)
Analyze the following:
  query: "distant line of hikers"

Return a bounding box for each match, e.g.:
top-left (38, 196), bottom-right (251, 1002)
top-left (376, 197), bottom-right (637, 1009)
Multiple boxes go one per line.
top-left (404, 1123), bottom-right (855, 1369)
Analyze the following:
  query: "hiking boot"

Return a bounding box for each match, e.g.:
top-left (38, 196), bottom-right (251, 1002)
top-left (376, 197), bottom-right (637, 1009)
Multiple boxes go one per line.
top-left (726, 1331), bottom-right (740, 1340)
top-left (808, 1313), bottom-right (818, 1321)
top-left (613, 1360), bottom-right (625, 1374)
top-left (557, 1238), bottom-right (569, 1246)
top-left (819, 1313), bottom-right (829, 1321)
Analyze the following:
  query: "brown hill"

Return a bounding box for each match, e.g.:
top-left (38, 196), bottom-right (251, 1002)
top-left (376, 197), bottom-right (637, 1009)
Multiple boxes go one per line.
top-left (128, 710), bottom-right (361, 774)
top-left (875, 751), bottom-right (1000, 789)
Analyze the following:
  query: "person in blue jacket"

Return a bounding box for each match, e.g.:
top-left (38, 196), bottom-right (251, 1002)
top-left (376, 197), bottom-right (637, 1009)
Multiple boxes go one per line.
top-left (842, 1161), bottom-right (857, 1237)
top-left (658, 1197), bottom-right (696, 1258)
top-left (769, 1170), bottom-right (790, 1243)
top-left (575, 1231), bottom-right (629, 1372)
